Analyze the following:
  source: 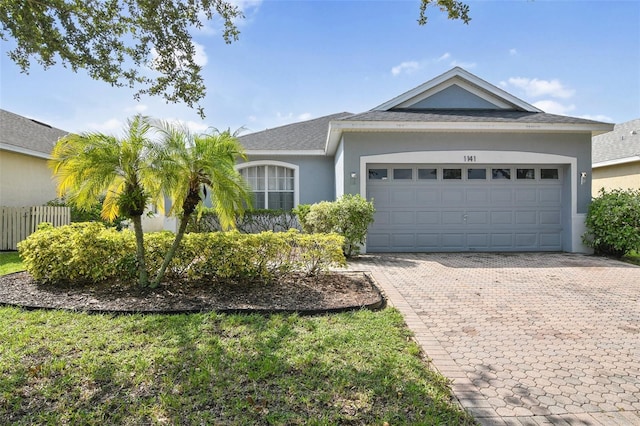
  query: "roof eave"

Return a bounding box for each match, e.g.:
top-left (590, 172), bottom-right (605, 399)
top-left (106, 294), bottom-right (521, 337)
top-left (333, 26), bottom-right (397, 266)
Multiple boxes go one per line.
top-left (245, 149), bottom-right (326, 157)
top-left (592, 155), bottom-right (640, 168)
top-left (0, 143), bottom-right (52, 159)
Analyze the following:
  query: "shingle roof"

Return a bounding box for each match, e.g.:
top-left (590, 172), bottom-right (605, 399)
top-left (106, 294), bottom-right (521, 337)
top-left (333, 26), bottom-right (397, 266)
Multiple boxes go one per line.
top-left (592, 118), bottom-right (640, 164)
top-left (0, 109), bottom-right (69, 157)
top-left (339, 109), bottom-right (610, 126)
top-left (238, 112), bottom-right (353, 151)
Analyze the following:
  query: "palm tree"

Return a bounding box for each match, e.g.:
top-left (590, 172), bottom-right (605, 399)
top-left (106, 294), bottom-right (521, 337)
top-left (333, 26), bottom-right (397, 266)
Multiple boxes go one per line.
top-left (49, 115), bottom-right (163, 287)
top-left (150, 124), bottom-right (251, 287)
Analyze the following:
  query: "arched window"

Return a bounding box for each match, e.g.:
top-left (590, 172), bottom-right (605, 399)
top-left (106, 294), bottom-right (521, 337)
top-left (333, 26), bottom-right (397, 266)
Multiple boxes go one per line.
top-left (237, 161), bottom-right (298, 210)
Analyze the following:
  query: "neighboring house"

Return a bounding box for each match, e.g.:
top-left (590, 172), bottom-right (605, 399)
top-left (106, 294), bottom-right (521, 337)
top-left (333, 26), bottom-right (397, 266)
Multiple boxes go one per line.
top-left (592, 118), bottom-right (640, 194)
top-left (239, 67), bottom-right (613, 253)
top-left (0, 109), bottom-right (68, 207)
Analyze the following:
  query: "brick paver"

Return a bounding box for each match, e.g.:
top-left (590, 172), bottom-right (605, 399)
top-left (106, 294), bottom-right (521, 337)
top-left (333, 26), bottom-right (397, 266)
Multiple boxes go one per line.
top-left (349, 253), bottom-right (640, 425)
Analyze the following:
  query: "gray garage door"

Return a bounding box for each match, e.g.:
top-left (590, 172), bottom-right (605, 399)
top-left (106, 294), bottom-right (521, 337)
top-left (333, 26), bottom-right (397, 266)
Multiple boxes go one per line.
top-left (366, 164), bottom-right (563, 252)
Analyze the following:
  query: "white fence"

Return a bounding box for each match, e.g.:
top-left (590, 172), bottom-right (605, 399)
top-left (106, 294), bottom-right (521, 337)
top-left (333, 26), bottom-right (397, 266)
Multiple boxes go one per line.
top-left (0, 206), bottom-right (70, 250)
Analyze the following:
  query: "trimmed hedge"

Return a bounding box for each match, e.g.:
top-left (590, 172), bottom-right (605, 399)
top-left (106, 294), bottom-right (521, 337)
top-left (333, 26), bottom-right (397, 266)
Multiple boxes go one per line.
top-left (18, 223), bottom-right (345, 285)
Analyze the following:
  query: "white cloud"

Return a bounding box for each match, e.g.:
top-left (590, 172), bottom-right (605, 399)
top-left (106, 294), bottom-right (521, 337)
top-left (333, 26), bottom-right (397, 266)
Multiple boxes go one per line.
top-left (533, 100), bottom-right (576, 115)
top-left (391, 61), bottom-right (420, 76)
top-left (580, 114), bottom-right (614, 123)
top-left (125, 104), bottom-right (149, 114)
top-left (193, 41), bottom-right (208, 67)
top-left (505, 77), bottom-right (575, 99)
top-left (274, 112), bottom-right (313, 123)
top-left (437, 52), bottom-right (451, 62)
top-left (509, 48), bottom-right (518, 56)
top-left (86, 118), bottom-right (123, 133)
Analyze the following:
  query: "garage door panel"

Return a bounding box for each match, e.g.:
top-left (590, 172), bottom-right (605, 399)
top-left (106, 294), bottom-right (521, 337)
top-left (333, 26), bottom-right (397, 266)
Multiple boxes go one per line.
top-left (442, 189), bottom-right (465, 203)
top-left (540, 233), bottom-right (562, 249)
top-left (373, 211), bottom-right (390, 225)
top-left (516, 211), bottom-right (537, 225)
top-left (391, 234), bottom-right (416, 248)
top-left (515, 188), bottom-right (537, 203)
top-left (416, 233), bottom-right (440, 248)
top-left (491, 188), bottom-right (513, 203)
top-left (369, 188), bottom-right (390, 204)
top-left (467, 211), bottom-right (489, 225)
top-left (366, 233), bottom-right (390, 250)
top-left (391, 211), bottom-right (414, 225)
top-left (539, 188), bottom-right (561, 203)
top-left (491, 211), bottom-right (513, 225)
top-left (442, 233), bottom-right (465, 248)
top-left (539, 211), bottom-right (561, 225)
top-left (468, 234), bottom-right (489, 248)
top-left (416, 211), bottom-right (439, 224)
top-left (391, 189), bottom-right (415, 205)
top-left (515, 233), bottom-right (537, 248)
top-left (491, 234), bottom-right (514, 248)
top-left (466, 189), bottom-right (489, 203)
top-left (442, 211), bottom-right (465, 224)
top-left (416, 189), bottom-right (439, 203)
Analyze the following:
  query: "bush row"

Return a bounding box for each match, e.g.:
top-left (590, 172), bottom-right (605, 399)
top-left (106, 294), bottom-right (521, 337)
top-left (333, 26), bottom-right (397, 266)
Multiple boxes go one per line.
top-left (18, 222), bottom-right (345, 285)
top-left (187, 209), bottom-right (300, 234)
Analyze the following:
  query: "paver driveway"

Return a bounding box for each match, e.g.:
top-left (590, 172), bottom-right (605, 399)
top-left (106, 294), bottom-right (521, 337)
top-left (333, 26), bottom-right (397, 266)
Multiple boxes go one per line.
top-left (349, 253), bottom-right (640, 425)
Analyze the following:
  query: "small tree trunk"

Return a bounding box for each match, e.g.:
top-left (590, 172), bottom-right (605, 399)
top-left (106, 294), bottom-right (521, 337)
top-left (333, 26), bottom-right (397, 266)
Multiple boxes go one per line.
top-left (131, 215), bottom-right (149, 287)
top-left (151, 213), bottom-right (191, 288)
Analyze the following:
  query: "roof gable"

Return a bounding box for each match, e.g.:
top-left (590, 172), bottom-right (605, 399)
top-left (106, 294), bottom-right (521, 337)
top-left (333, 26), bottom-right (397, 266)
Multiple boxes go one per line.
top-left (373, 67), bottom-right (541, 113)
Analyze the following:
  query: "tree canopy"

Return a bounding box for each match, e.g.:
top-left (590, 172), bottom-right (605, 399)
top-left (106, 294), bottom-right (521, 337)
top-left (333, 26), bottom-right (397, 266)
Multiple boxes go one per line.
top-left (1, 0), bottom-right (242, 118)
top-left (1, 0), bottom-right (469, 118)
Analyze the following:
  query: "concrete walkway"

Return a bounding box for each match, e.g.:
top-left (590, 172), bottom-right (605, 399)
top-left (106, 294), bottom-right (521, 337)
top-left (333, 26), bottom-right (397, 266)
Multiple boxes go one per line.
top-left (348, 253), bottom-right (640, 425)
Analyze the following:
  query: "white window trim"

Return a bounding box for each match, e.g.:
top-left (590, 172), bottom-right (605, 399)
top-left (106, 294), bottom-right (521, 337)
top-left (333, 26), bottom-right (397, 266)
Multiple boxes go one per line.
top-left (235, 160), bottom-right (300, 208)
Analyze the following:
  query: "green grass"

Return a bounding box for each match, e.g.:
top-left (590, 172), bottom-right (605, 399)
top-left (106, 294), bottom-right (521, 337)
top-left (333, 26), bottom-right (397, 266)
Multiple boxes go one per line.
top-left (0, 307), bottom-right (474, 425)
top-left (623, 250), bottom-right (640, 266)
top-left (0, 251), bottom-right (25, 276)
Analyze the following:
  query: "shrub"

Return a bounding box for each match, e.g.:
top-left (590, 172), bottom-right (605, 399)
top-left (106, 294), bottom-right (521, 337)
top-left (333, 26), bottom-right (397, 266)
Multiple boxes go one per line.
top-left (187, 208), bottom-right (300, 233)
top-left (18, 224), bottom-right (345, 285)
top-left (583, 188), bottom-right (640, 257)
top-left (292, 204), bottom-right (312, 233)
top-left (302, 194), bottom-right (375, 257)
top-left (18, 222), bottom-right (137, 284)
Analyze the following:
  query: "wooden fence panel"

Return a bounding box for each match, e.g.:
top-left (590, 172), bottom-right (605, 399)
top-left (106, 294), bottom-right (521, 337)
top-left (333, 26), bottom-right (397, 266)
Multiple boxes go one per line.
top-left (0, 206), bottom-right (70, 250)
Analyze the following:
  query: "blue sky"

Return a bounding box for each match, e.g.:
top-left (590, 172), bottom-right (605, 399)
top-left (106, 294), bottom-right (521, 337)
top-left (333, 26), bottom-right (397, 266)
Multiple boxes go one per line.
top-left (1, 0), bottom-right (639, 135)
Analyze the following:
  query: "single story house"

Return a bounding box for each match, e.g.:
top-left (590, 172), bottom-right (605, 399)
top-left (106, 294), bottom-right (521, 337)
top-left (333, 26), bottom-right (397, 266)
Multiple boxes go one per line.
top-left (238, 67), bottom-right (613, 253)
top-left (0, 109), bottom-right (68, 207)
top-left (592, 118), bottom-right (640, 194)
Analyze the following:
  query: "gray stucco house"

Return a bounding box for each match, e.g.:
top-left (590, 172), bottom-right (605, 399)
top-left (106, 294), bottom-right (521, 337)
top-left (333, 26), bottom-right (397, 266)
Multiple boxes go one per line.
top-left (239, 67), bottom-right (613, 253)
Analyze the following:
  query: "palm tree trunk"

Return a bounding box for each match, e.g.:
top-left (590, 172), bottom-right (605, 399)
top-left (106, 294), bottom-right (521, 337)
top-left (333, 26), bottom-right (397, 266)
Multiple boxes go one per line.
top-left (151, 213), bottom-right (191, 288)
top-left (131, 215), bottom-right (149, 287)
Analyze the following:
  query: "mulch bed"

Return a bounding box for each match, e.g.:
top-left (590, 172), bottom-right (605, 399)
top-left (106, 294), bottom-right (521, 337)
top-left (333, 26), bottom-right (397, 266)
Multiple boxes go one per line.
top-left (0, 271), bottom-right (385, 315)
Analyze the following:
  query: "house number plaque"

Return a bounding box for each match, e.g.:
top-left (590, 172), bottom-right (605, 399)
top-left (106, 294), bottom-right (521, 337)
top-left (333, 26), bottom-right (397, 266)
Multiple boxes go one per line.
top-left (464, 155), bottom-right (477, 162)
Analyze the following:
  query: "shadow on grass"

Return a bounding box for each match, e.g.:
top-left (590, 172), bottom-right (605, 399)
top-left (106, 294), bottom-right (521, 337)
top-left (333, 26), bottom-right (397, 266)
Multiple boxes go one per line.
top-left (0, 308), bottom-right (475, 425)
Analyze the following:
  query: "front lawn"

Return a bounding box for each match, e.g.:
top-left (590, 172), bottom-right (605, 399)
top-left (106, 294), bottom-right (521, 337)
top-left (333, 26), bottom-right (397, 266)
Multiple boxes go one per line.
top-left (0, 307), bottom-right (473, 425)
top-left (0, 251), bottom-right (25, 275)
